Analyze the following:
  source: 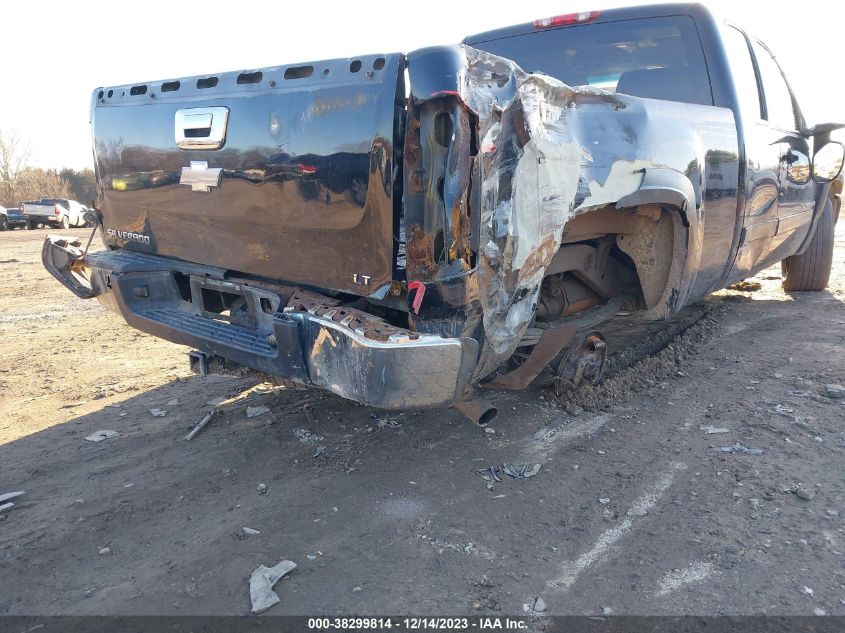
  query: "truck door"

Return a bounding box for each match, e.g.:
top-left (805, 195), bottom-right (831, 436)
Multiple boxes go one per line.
top-left (750, 40), bottom-right (816, 263)
top-left (721, 25), bottom-right (782, 279)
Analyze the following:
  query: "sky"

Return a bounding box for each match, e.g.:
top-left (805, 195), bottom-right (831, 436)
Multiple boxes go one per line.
top-left (1, 0), bottom-right (843, 171)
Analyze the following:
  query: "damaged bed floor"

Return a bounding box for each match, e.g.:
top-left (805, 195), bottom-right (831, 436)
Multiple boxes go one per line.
top-left (1, 226), bottom-right (844, 616)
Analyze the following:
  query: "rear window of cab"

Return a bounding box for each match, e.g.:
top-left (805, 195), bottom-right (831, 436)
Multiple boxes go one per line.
top-left (471, 15), bottom-right (713, 106)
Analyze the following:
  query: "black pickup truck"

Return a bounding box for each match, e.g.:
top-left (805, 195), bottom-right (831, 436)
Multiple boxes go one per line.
top-left (44, 3), bottom-right (843, 423)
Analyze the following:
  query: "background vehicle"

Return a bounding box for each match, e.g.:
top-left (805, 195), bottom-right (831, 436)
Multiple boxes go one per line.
top-left (0, 205), bottom-right (27, 230)
top-left (22, 198), bottom-right (87, 229)
top-left (43, 4), bottom-right (844, 421)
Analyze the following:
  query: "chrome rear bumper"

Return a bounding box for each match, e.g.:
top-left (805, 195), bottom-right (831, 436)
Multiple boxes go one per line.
top-left (42, 237), bottom-right (478, 409)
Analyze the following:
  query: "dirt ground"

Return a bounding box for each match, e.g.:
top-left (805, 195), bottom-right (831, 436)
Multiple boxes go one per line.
top-left (1, 224), bottom-right (843, 616)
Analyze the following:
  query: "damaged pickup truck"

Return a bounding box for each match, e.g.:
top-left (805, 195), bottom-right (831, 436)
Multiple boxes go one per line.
top-left (44, 4), bottom-right (844, 423)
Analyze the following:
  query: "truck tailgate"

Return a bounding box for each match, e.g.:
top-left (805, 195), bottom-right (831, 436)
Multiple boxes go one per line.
top-left (92, 53), bottom-right (403, 296)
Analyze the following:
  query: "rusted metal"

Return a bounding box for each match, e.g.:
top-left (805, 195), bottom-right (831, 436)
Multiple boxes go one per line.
top-left (488, 325), bottom-right (579, 390)
top-left (453, 397), bottom-right (498, 426)
top-left (554, 331), bottom-right (608, 396)
top-left (286, 289), bottom-right (419, 342)
top-left (405, 225), bottom-right (437, 280)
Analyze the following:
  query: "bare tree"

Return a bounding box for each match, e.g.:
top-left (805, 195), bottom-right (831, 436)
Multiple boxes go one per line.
top-left (0, 128), bottom-right (31, 185)
top-left (0, 128), bottom-right (33, 206)
top-left (15, 168), bottom-right (71, 202)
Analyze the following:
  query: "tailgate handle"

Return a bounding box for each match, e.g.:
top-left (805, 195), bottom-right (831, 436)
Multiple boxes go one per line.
top-left (175, 107), bottom-right (229, 150)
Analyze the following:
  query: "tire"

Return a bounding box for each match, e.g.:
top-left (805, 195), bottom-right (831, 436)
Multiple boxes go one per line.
top-left (0, 216), bottom-right (7, 231)
top-left (24, 220), bottom-right (32, 230)
top-left (782, 200), bottom-right (834, 291)
top-left (60, 216), bottom-right (70, 230)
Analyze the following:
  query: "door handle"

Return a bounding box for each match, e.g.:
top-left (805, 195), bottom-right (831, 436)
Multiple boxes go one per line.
top-left (175, 107), bottom-right (229, 150)
top-left (181, 113), bottom-right (213, 133)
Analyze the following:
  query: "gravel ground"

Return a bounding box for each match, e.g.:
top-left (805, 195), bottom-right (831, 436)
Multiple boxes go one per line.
top-left (0, 224), bottom-right (843, 616)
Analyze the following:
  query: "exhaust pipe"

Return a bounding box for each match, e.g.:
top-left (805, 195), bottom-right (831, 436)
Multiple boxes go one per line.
top-left (454, 397), bottom-right (498, 426)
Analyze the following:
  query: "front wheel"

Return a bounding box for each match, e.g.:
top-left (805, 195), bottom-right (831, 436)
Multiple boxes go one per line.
top-left (60, 216), bottom-right (70, 230)
top-left (781, 200), bottom-right (834, 292)
top-left (0, 216), bottom-right (7, 231)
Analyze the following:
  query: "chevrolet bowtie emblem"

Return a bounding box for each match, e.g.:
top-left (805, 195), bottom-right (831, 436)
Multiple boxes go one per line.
top-left (180, 161), bottom-right (222, 193)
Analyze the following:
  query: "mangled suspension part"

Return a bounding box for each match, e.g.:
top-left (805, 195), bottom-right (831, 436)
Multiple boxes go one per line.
top-left (535, 274), bottom-right (602, 322)
top-left (488, 325), bottom-right (578, 391)
top-left (553, 331), bottom-right (608, 396)
top-left (489, 296), bottom-right (624, 389)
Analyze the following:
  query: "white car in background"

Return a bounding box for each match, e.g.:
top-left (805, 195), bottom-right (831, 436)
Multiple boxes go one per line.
top-left (21, 198), bottom-right (88, 229)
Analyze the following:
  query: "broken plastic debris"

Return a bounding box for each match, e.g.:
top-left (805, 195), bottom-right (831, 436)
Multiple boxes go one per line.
top-left (715, 443), bottom-right (763, 455)
top-left (85, 430), bottom-right (119, 442)
top-left (482, 467), bottom-right (503, 482)
top-left (294, 428), bottom-right (324, 444)
top-left (478, 463), bottom-right (540, 484)
top-left (503, 463), bottom-right (542, 479)
top-left (0, 491), bottom-right (25, 504)
top-left (165, 398), bottom-right (179, 406)
top-left (523, 596), bottom-right (547, 613)
top-left (246, 405), bottom-right (270, 418)
top-left (523, 464), bottom-right (542, 478)
top-left (700, 425), bottom-right (729, 434)
top-left (149, 408), bottom-right (168, 417)
top-left (0, 489), bottom-right (24, 513)
top-left (242, 527), bottom-right (261, 536)
top-left (249, 559), bottom-right (297, 613)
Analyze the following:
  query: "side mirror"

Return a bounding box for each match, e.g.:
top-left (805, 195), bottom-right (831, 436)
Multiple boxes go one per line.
top-left (813, 141), bottom-right (845, 183)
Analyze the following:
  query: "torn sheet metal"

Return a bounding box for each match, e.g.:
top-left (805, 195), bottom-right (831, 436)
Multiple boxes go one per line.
top-left (463, 48), bottom-right (645, 377)
top-left (408, 46), bottom-right (732, 380)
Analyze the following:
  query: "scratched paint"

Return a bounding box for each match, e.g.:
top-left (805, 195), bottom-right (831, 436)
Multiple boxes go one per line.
top-left (452, 47), bottom-right (658, 378)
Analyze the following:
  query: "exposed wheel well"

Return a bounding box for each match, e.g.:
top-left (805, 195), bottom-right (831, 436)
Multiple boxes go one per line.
top-left (540, 204), bottom-right (688, 321)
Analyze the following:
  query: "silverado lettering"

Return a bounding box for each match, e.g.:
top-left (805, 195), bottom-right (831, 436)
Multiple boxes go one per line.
top-left (106, 229), bottom-right (151, 245)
